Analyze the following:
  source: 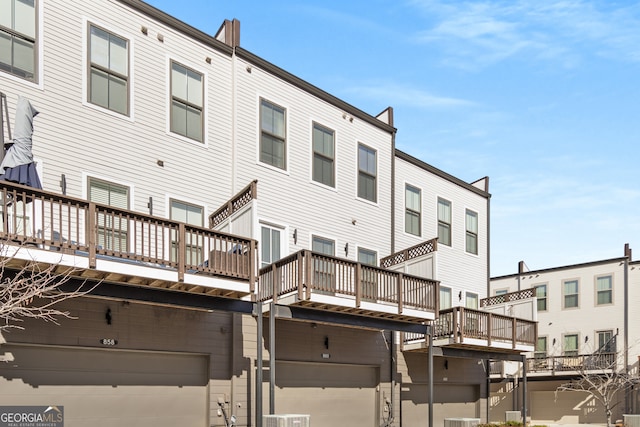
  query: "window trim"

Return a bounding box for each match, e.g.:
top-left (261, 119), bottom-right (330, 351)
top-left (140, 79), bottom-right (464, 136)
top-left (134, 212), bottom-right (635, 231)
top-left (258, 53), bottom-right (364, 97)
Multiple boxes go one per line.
top-left (357, 247), bottom-right (378, 266)
top-left (595, 274), bottom-right (613, 306)
top-left (562, 333), bottom-right (580, 356)
top-left (404, 183), bottom-right (421, 237)
top-left (437, 197), bottom-right (452, 247)
top-left (535, 336), bottom-right (548, 359)
top-left (495, 289), bottom-right (508, 296)
top-left (562, 279), bottom-right (580, 309)
top-left (596, 329), bottom-right (615, 353)
top-left (0, 0), bottom-right (42, 86)
top-left (82, 19), bottom-right (134, 120)
top-left (439, 286), bottom-right (452, 310)
top-left (258, 97), bottom-right (288, 171)
top-left (465, 208), bottom-right (478, 255)
top-left (311, 234), bottom-right (336, 256)
top-left (168, 58), bottom-right (206, 144)
top-left (311, 121), bottom-right (336, 188)
top-left (357, 142), bottom-right (377, 204)
top-left (535, 284), bottom-right (548, 312)
top-left (86, 175), bottom-right (132, 253)
top-left (87, 22), bottom-right (130, 116)
top-left (465, 292), bottom-right (478, 309)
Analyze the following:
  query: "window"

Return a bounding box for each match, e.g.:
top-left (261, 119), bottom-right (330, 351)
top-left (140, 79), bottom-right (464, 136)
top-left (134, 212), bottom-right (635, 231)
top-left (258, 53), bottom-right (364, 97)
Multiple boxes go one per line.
top-left (260, 99), bottom-right (286, 169)
top-left (465, 209), bottom-right (478, 254)
top-left (563, 334), bottom-right (579, 356)
top-left (596, 275), bottom-right (613, 305)
top-left (358, 248), bottom-right (378, 301)
top-left (535, 336), bottom-right (548, 359)
top-left (536, 285), bottom-right (547, 312)
top-left (439, 286), bottom-right (452, 310)
top-left (357, 248), bottom-right (377, 266)
top-left (405, 185), bottom-right (421, 236)
top-left (88, 177), bottom-right (129, 252)
top-left (170, 61), bottom-right (203, 141)
top-left (465, 292), bottom-right (478, 309)
top-left (88, 24), bottom-right (128, 115)
top-left (170, 199), bottom-right (204, 265)
top-left (597, 330), bottom-right (615, 353)
top-left (438, 198), bottom-right (451, 246)
top-left (0, 0), bottom-right (37, 81)
top-left (495, 289), bottom-right (508, 296)
top-left (260, 225), bottom-right (282, 269)
top-left (312, 236), bottom-right (335, 293)
top-left (357, 144), bottom-right (376, 202)
top-left (563, 279), bottom-right (579, 309)
top-left (312, 123), bottom-right (335, 187)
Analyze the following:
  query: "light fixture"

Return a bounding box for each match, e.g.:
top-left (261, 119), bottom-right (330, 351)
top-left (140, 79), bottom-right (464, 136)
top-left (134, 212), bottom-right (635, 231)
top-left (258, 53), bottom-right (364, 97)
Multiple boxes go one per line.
top-left (444, 360), bottom-right (449, 370)
top-left (293, 229), bottom-right (297, 244)
top-left (147, 197), bottom-right (153, 215)
top-left (585, 336), bottom-right (589, 343)
top-left (60, 174), bottom-right (66, 195)
top-left (324, 336), bottom-right (329, 349)
top-left (205, 57), bottom-right (212, 64)
top-left (157, 160), bottom-right (164, 167)
top-left (344, 243), bottom-right (348, 256)
top-left (140, 26), bottom-right (148, 35)
top-left (105, 308), bottom-right (112, 325)
top-left (246, 66), bottom-right (252, 73)
top-left (552, 338), bottom-right (556, 345)
top-left (157, 33), bottom-right (164, 42)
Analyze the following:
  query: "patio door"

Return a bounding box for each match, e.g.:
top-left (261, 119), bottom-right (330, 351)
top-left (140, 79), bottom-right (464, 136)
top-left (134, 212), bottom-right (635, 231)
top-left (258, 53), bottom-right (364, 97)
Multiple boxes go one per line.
top-left (88, 177), bottom-right (129, 252)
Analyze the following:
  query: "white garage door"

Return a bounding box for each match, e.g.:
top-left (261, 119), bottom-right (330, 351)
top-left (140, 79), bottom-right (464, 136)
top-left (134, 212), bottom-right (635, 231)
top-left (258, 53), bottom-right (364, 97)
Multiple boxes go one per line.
top-left (273, 361), bottom-right (378, 427)
top-left (402, 383), bottom-right (479, 427)
top-left (0, 345), bottom-right (208, 427)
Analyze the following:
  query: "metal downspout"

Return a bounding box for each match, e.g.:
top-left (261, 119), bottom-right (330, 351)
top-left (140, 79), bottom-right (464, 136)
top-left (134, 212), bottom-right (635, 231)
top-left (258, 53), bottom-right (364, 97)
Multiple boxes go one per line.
top-left (428, 326), bottom-right (433, 427)
top-left (624, 244), bottom-right (630, 412)
top-left (256, 301), bottom-right (263, 427)
top-left (269, 302), bottom-right (276, 414)
top-left (522, 355), bottom-right (527, 423)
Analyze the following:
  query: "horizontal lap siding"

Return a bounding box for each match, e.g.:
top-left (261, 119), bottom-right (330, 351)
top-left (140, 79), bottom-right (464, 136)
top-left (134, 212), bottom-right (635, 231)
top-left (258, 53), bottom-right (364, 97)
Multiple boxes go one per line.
top-left (395, 157), bottom-right (489, 298)
top-left (1, 0), bottom-right (235, 219)
top-left (233, 56), bottom-right (393, 259)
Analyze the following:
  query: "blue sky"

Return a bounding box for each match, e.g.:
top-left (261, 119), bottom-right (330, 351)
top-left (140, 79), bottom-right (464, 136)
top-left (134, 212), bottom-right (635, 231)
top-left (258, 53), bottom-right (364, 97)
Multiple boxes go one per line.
top-left (146, 0), bottom-right (640, 276)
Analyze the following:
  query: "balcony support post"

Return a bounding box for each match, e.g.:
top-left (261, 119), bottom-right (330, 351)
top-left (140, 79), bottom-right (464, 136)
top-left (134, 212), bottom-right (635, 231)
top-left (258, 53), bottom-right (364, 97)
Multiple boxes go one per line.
top-left (269, 301), bottom-right (276, 414)
top-left (177, 223), bottom-right (185, 282)
top-left (88, 203), bottom-right (96, 268)
top-left (512, 317), bottom-right (517, 349)
top-left (521, 354), bottom-right (528, 423)
top-left (428, 325), bottom-right (433, 427)
top-left (255, 301), bottom-right (263, 427)
top-left (297, 251), bottom-right (304, 300)
top-left (250, 240), bottom-right (257, 294)
top-left (304, 251), bottom-right (312, 300)
top-left (397, 273), bottom-right (403, 315)
top-left (271, 263), bottom-right (278, 304)
top-left (355, 262), bottom-right (361, 308)
top-left (487, 313), bottom-right (492, 346)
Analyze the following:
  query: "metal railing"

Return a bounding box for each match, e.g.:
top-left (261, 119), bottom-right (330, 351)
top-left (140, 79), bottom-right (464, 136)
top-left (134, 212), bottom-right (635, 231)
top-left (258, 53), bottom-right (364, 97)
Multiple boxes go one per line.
top-left (0, 181), bottom-right (257, 288)
top-left (258, 250), bottom-right (439, 315)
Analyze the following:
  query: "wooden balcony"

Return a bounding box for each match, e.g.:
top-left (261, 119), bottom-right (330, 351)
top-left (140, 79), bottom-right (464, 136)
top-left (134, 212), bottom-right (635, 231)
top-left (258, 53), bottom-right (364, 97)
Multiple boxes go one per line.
top-left (403, 306), bottom-right (537, 353)
top-left (526, 353), bottom-right (618, 376)
top-left (258, 250), bottom-right (439, 322)
top-left (0, 181), bottom-right (257, 298)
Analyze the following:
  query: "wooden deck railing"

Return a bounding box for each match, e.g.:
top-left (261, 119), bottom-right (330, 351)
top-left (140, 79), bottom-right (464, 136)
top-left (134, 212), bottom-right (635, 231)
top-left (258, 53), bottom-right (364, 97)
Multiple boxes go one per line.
top-left (258, 250), bottom-right (439, 314)
top-left (481, 288), bottom-right (535, 307)
top-left (209, 180), bottom-right (257, 228)
top-left (432, 306), bottom-right (537, 348)
top-left (0, 181), bottom-right (257, 287)
top-left (527, 353), bottom-right (617, 374)
top-left (380, 238), bottom-right (437, 269)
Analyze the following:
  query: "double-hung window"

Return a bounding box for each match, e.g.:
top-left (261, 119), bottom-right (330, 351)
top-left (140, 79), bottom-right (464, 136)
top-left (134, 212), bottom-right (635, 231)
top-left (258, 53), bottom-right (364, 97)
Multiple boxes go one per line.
top-left (535, 336), bottom-right (547, 359)
top-left (260, 99), bottom-right (286, 169)
top-left (0, 0), bottom-right (37, 81)
top-left (170, 199), bottom-right (204, 265)
top-left (597, 330), bottom-right (615, 353)
top-left (312, 123), bottom-right (335, 187)
top-left (260, 225), bottom-right (282, 269)
top-left (438, 198), bottom-right (451, 246)
top-left (88, 177), bottom-right (129, 252)
top-left (563, 334), bottom-right (579, 356)
top-left (563, 279), bottom-right (579, 309)
top-left (465, 209), bottom-right (478, 254)
top-left (465, 292), bottom-right (478, 309)
top-left (170, 61), bottom-right (203, 142)
top-left (89, 24), bottom-right (129, 115)
top-left (405, 185), bottom-right (421, 236)
top-left (358, 247), bottom-right (378, 301)
top-left (357, 144), bottom-right (376, 202)
top-left (596, 275), bottom-right (613, 305)
top-left (536, 284), bottom-right (547, 312)
top-left (312, 236), bottom-right (336, 293)
top-left (439, 286), bottom-right (452, 310)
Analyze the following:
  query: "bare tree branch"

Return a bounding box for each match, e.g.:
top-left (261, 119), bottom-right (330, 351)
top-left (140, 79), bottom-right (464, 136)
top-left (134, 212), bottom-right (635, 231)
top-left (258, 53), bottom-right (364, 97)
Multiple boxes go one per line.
top-left (0, 240), bottom-right (99, 331)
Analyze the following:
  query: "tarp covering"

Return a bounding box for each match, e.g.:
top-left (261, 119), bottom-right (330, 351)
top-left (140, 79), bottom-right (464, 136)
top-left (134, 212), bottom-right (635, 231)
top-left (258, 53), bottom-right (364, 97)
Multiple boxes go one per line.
top-left (0, 96), bottom-right (42, 189)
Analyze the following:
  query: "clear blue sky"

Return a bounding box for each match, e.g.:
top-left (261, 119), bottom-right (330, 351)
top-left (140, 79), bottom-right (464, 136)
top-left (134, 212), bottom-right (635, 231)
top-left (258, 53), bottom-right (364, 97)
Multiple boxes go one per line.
top-left (146, 0), bottom-right (640, 276)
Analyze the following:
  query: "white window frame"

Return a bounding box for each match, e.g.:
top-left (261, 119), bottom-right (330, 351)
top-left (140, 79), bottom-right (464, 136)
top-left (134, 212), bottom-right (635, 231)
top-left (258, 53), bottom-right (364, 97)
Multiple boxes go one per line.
top-left (465, 209), bottom-right (478, 255)
top-left (437, 197), bottom-right (452, 247)
top-left (439, 286), bottom-right (452, 310)
top-left (535, 284), bottom-right (548, 312)
top-left (357, 142), bottom-right (377, 204)
top-left (258, 97), bottom-right (287, 171)
top-left (311, 121), bottom-right (336, 189)
top-left (595, 274), bottom-right (613, 306)
top-left (562, 279), bottom-right (579, 309)
top-left (465, 292), bottom-right (478, 309)
top-left (0, 0), bottom-right (43, 88)
top-left (563, 333), bottom-right (579, 356)
top-left (260, 222), bottom-right (284, 269)
top-left (168, 59), bottom-right (205, 144)
top-left (405, 183), bottom-right (421, 237)
top-left (82, 18), bottom-right (134, 120)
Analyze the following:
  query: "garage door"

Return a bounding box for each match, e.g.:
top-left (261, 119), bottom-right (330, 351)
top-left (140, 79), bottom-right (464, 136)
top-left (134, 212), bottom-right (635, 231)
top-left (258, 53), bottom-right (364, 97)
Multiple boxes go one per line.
top-left (531, 390), bottom-right (604, 424)
top-left (0, 345), bottom-right (208, 427)
top-left (402, 383), bottom-right (479, 427)
top-left (273, 361), bottom-right (378, 427)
